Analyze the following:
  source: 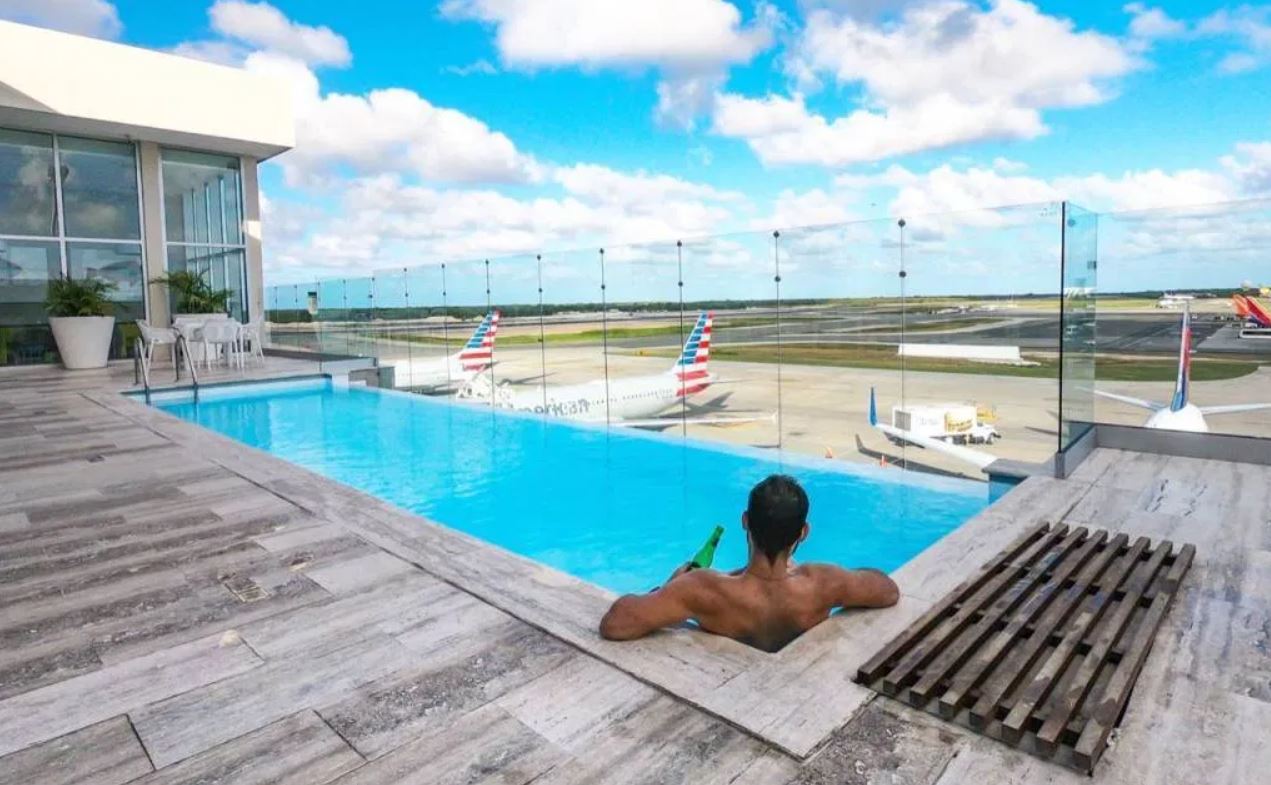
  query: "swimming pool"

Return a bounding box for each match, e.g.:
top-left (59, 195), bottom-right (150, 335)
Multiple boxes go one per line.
top-left (148, 378), bottom-right (990, 595)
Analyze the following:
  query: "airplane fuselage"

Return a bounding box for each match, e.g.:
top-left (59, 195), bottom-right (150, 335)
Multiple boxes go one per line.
top-left (1143, 404), bottom-right (1209, 433)
top-left (489, 373), bottom-right (696, 422)
top-left (392, 356), bottom-right (481, 390)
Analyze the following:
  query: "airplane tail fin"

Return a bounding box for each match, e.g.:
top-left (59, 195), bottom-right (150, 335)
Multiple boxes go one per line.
top-left (455, 310), bottom-right (500, 372)
top-left (673, 311), bottom-right (713, 396)
top-left (1246, 295), bottom-right (1271, 328)
top-left (868, 386), bottom-right (879, 427)
top-left (1169, 303), bottom-right (1192, 412)
top-left (1233, 294), bottom-right (1252, 319)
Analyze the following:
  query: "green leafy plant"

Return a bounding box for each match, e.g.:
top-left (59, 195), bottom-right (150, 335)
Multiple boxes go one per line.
top-left (44, 277), bottom-right (116, 318)
top-left (151, 270), bottom-right (232, 314)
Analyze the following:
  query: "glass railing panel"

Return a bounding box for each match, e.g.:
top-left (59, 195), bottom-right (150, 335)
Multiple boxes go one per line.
top-left (387, 264), bottom-right (452, 396)
top-left (269, 280), bottom-right (322, 354)
top-left (682, 229), bottom-right (782, 455)
top-left (536, 248), bottom-right (607, 422)
top-left (596, 240), bottom-right (683, 432)
top-left (342, 275), bottom-right (376, 362)
top-left (314, 278), bottom-right (350, 358)
top-left (485, 254), bottom-right (545, 412)
top-left (1059, 203), bottom-right (1098, 451)
top-left (369, 268), bottom-right (409, 387)
top-left (775, 219), bottom-right (898, 464)
top-left (1094, 198), bottom-right (1271, 438)
top-left (897, 202), bottom-right (1063, 482)
top-left (442, 259), bottom-right (497, 405)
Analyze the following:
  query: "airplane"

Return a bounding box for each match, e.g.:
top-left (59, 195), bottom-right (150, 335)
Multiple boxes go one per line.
top-left (390, 311), bottom-right (500, 391)
top-left (867, 302), bottom-right (1271, 475)
top-left (457, 311), bottom-right (771, 428)
top-left (1095, 303), bottom-right (1271, 432)
top-left (1232, 293), bottom-right (1271, 334)
top-left (1156, 293), bottom-right (1194, 309)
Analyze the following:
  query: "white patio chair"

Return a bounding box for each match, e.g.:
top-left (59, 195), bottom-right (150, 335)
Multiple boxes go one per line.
top-left (200, 319), bottom-right (243, 371)
top-left (135, 320), bottom-right (178, 366)
top-left (239, 316), bottom-right (266, 365)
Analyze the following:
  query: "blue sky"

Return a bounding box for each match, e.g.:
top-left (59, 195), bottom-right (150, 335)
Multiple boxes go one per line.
top-left (5, 0), bottom-right (1270, 295)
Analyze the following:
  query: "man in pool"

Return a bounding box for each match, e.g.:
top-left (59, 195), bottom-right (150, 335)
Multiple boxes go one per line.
top-left (598, 474), bottom-right (900, 652)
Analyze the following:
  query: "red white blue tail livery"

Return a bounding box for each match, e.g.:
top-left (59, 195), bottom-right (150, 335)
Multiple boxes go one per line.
top-left (1097, 302), bottom-right (1271, 432)
top-left (674, 311), bottom-right (713, 397)
top-left (392, 310), bottom-right (500, 391)
top-left (458, 310), bottom-right (500, 372)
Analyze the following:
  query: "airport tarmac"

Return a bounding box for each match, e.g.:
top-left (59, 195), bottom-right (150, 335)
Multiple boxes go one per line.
top-left (273, 303), bottom-right (1268, 358)
top-left (386, 342), bottom-right (1271, 480)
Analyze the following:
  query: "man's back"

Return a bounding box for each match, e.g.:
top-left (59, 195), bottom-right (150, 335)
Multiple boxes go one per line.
top-left (600, 562), bottom-right (899, 652)
top-left (598, 474), bottom-right (901, 649)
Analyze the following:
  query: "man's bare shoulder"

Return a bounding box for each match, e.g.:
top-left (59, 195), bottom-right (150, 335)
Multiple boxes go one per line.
top-left (663, 568), bottom-right (744, 606)
top-left (794, 563), bottom-right (900, 609)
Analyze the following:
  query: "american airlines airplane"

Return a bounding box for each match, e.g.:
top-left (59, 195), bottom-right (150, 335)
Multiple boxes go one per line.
top-left (458, 311), bottom-right (768, 428)
top-left (869, 302), bottom-right (1271, 474)
top-left (391, 311), bottom-right (499, 391)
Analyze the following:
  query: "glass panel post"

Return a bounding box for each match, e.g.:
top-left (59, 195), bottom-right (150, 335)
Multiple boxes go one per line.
top-left (1059, 202), bottom-right (1098, 452)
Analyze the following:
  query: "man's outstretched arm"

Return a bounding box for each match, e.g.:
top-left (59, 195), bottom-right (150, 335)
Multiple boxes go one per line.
top-left (818, 566), bottom-right (900, 610)
top-left (599, 573), bottom-right (705, 641)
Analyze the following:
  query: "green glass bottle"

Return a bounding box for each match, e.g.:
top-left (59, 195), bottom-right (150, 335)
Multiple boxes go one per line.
top-left (689, 525), bottom-right (725, 570)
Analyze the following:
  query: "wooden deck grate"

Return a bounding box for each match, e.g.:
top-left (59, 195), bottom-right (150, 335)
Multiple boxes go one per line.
top-left (855, 522), bottom-right (1194, 774)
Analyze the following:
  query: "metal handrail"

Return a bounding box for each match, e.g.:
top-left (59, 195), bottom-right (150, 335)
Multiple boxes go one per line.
top-left (133, 337), bottom-right (151, 404)
top-left (174, 334), bottom-right (200, 403)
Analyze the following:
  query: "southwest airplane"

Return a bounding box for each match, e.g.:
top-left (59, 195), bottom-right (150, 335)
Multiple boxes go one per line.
top-left (1233, 294), bottom-right (1271, 331)
top-left (458, 311), bottom-right (767, 428)
top-left (391, 311), bottom-right (500, 391)
top-left (869, 302), bottom-right (1271, 474)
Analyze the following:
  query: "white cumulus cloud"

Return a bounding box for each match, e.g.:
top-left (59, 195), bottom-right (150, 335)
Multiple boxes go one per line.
top-left (245, 53), bottom-right (542, 187)
top-left (441, 0), bottom-right (775, 128)
top-left (0, 0), bottom-right (121, 38)
top-left (175, 1), bottom-right (351, 69)
top-left (209, 0), bottom-right (350, 66)
top-left (715, 0), bottom-right (1136, 167)
top-left (1222, 141), bottom-right (1271, 193)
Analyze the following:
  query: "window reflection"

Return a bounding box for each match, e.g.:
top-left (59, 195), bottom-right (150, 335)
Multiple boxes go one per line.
top-left (161, 150), bottom-right (242, 245)
top-left (0, 130), bottom-right (57, 237)
top-left (166, 245), bottom-right (247, 321)
top-left (0, 239), bottom-right (60, 326)
top-left (59, 136), bottom-right (141, 240)
top-left (67, 242), bottom-right (144, 321)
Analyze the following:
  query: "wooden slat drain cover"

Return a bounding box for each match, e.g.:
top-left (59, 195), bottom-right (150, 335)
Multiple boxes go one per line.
top-left (855, 522), bottom-right (1194, 774)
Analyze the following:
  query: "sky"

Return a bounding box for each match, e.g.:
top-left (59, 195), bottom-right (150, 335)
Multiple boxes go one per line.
top-left (3, 0), bottom-right (1270, 297)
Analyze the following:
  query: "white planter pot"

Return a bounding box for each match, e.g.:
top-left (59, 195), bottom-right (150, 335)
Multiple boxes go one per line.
top-left (49, 316), bottom-right (116, 370)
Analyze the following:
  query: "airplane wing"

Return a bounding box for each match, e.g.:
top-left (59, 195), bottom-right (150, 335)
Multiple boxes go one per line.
top-left (615, 412), bottom-right (776, 430)
top-left (1094, 390), bottom-right (1162, 411)
top-left (868, 388), bottom-right (996, 471)
top-left (1197, 403), bottom-right (1271, 415)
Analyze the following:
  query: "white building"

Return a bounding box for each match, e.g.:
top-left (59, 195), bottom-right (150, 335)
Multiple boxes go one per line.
top-left (0, 20), bottom-right (293, 365)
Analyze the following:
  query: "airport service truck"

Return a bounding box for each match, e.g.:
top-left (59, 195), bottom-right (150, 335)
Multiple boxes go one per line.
top-left (888, 404), bottom-right (1000, 446)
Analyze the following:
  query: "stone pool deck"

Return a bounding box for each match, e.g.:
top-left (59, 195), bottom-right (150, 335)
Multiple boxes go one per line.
top-left (0, 361), bottom-right (1266, 784)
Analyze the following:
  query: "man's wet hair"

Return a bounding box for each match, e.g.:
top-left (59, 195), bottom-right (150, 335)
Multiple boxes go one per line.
top-left (746, 474), bottom-right (809, 562)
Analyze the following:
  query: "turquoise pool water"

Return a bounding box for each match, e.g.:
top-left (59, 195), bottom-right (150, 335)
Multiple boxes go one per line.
top-left (150, 378), bottom-right (990, 595)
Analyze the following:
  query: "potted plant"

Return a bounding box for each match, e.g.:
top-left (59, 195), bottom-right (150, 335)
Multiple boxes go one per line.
top-left (45, 277), bottom-right (117, 370)
top-left (151, 270), bottom-right (233, 318)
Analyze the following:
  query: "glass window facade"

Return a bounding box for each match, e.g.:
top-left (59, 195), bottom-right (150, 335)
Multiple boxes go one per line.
top-left (161, 149), bottom-right (247, 320)
top-left (0, 129), bottom-right (145, 365)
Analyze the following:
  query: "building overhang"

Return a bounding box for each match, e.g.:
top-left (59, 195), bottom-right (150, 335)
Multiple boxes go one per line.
top-left (0, 20), bottom-right (295, 160)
